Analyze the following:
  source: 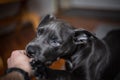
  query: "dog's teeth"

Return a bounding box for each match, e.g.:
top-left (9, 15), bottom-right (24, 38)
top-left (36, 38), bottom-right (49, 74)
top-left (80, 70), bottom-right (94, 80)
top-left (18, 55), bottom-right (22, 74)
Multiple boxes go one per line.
top-left (57, 57), bottom-right (60, 60)
top-left (45, 61), bottom-right (52, 65)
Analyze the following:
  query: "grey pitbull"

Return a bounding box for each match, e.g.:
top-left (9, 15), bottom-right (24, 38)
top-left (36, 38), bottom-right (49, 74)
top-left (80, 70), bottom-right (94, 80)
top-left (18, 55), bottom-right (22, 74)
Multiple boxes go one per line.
top-left (26, 14), bottom-right (120, 80)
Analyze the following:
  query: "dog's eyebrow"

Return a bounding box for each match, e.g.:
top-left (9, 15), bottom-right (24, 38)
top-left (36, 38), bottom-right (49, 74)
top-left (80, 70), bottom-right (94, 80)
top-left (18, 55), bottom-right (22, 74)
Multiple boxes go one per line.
top-left (49, 23), bottom-right (58, 29)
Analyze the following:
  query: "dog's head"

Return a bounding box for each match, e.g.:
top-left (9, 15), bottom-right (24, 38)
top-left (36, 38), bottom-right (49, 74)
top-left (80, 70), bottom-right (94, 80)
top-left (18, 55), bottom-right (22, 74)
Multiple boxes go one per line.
top-left (26, 14), bottom-right (95, 66)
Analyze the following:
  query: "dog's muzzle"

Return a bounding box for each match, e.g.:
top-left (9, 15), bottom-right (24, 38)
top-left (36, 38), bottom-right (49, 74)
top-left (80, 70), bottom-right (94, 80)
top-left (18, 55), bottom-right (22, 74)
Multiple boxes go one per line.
top-left (26, 45), bottom-right (60, 66)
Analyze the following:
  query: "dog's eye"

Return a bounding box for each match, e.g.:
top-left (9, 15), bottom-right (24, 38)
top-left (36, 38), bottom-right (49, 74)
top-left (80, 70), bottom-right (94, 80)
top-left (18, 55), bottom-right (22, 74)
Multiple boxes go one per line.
top-left (50, 40), bottom-right (61, 47)
top-left (37, 28), bottom-right (44, 35)
top-left (50, 36), bottom-right (61, 47)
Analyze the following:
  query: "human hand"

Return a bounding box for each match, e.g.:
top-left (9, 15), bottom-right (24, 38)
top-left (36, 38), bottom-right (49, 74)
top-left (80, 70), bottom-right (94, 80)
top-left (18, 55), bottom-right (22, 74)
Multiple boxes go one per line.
top-left (7, 50), bottom-right (32, 75)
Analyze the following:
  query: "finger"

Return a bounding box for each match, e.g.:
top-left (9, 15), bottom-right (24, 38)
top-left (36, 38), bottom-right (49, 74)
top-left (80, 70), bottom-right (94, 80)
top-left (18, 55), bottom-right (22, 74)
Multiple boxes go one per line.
top-left (18, 50), bottom-right (30, 57)
top-left (18, 50), bottom-right (26, 55)
top-left (11, 50), bottom-right (18, 56)
top-left (29, 58), bottom-right (34, 62)
top-left (17, 50), bottom-right (30, 59)
top-left (11, 50), bottom-right (25, 57)
top-left (7, 58), bottom-right (10, 63)
top-left (11, 50), bottom-right (20, 58)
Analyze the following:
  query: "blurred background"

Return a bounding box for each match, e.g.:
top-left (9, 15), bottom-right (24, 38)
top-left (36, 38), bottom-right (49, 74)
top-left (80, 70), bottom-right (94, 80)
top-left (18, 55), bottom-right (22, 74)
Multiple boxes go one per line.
top-left (0, 0), bottom-right (120, 76)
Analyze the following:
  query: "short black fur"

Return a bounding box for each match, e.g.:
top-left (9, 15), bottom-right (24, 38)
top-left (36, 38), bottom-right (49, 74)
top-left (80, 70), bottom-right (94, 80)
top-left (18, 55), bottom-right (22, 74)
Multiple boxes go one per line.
top-left (26, 14), bottom-right (120, 80)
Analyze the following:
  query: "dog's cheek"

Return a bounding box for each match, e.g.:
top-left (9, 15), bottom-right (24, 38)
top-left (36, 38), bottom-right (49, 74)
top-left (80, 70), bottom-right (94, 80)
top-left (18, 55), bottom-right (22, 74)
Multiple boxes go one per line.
top-left (43, 49), bottom-right (57, 59)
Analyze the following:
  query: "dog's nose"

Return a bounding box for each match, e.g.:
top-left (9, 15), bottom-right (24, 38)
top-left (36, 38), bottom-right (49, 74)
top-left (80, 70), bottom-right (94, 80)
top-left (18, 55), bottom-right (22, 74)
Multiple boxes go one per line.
top-left (26, 45), bottom-right (40, 57)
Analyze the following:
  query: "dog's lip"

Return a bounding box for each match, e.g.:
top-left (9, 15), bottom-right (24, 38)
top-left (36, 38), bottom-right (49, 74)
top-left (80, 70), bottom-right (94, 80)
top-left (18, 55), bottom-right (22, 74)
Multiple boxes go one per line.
top-left (57, 57), bottom-right (60, 60)
top-left (26, 53), bottom-right (35, 58)
top-left (45, 61), bottom-right (52, 66)
top-left (45, 57), bottom-right (60, 66)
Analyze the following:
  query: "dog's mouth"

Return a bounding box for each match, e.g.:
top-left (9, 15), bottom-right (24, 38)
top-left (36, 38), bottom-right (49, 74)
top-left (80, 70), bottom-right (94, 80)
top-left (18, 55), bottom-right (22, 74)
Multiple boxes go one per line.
top-left (28, 55), bottom-right (62, 67)
top-left (26, 51), bottom-right (37, 58)
top-left (26, 52), bottom-right (66, 70)
top-left (44, 57), bottom-right (61, 66)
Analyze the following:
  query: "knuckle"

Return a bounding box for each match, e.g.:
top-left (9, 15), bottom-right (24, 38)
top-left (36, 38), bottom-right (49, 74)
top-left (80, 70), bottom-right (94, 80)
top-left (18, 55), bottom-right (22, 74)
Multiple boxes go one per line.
top-left (11, 50), bottom-right (19, 56)
top-left (7, 58), bottom-right (10, 63)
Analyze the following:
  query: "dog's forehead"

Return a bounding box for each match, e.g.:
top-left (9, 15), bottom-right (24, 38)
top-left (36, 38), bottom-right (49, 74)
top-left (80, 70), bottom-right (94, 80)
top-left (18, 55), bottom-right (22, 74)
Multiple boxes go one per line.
top-left (45, 21), bottom-right (62, 31)
top-left (38, 20), bottom-right (74, 37)
top-left (40, 20), bottom-right (71, 29)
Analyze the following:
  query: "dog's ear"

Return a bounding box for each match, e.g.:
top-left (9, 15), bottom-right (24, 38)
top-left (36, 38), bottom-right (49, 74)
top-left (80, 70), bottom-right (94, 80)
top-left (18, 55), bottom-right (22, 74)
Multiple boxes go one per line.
top-left (73, 29), bottom-right (96, 45)
top-left (39, 14), bottom-right (56, 27)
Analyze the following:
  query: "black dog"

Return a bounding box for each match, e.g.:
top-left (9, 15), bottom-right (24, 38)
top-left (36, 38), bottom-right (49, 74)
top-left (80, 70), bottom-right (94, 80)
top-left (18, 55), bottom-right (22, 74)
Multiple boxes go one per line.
top-left (102, 29), bottom-right (120, 80)
top-left (26, 14), bottom-right (120, 80)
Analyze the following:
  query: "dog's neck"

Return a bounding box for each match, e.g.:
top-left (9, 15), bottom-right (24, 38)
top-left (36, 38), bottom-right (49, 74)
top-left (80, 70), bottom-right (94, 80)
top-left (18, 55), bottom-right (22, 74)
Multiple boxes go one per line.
top-left (65, 38), bottom-right (109, 80)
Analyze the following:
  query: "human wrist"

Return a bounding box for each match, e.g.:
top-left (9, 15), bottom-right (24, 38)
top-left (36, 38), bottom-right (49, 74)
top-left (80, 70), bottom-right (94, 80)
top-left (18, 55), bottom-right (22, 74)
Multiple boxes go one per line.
top-left (6, 67), bottom-right (31, 80)
top-left (13, 65), bottom-right (32, 76)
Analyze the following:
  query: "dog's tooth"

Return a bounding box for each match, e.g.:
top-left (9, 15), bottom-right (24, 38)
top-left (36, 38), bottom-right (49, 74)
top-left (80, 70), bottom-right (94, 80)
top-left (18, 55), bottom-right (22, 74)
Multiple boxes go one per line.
top-left (57, 57), bottom-right (60, 60)
top-left (45, 61), bottom-right (52, 65)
